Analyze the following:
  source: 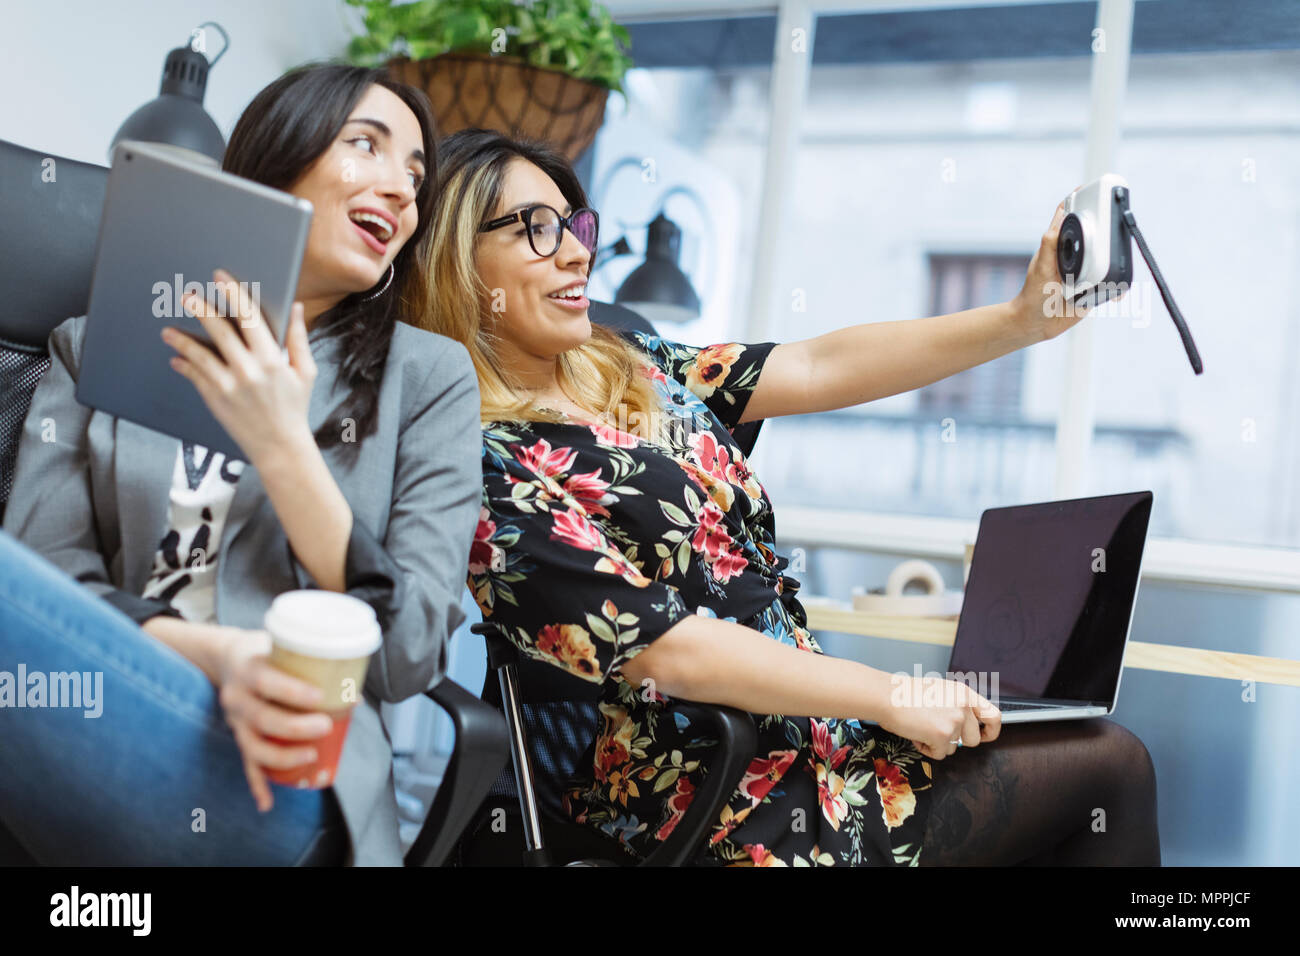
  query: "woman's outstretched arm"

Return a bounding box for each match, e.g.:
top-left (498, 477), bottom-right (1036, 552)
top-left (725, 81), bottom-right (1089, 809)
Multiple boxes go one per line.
top-left (738, 201), bottom-right (1094, 424)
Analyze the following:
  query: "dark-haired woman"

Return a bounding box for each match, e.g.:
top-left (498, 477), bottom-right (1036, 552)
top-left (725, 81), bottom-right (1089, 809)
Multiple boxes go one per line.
top-left (0, 64), bottom-right (482, 865)
top-left (417, 128), bottom-right (1161, 867)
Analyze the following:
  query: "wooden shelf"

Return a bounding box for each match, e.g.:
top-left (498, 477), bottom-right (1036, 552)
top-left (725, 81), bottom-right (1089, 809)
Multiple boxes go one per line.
top-left (802, 604), bottom-right (1300, 689)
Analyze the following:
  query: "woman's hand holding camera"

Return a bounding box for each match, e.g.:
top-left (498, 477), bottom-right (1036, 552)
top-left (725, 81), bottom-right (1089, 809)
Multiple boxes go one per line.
top-left (876, 674), bottom-right (1002, 761)
top-left (1009, 189), bottom-right (1126, 343)
top-left (1009, 200), bottom-right (1084, 343)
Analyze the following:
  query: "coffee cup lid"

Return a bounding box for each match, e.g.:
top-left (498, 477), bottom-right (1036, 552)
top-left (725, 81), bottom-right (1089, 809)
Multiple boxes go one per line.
top-left (264, 591), bottom-right (382, 659)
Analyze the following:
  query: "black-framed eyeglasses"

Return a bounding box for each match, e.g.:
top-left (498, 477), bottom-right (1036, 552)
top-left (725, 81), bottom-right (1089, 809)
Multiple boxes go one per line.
top-left (479, 204), bottom-right (599, 259)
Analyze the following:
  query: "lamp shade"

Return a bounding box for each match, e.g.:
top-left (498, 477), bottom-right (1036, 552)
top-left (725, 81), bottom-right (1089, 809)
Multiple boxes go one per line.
top-left (614, 212), bottom-right (701, 324)
top-left (110, 44), bottom-right (225, 165)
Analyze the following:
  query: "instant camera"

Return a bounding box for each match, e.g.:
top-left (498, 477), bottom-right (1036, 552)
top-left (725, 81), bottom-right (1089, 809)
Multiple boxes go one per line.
top-left (1057, 173), bottom-right (1203, 374)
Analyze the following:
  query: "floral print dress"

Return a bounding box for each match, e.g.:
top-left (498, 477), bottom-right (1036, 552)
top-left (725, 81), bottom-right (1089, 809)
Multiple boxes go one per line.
top-left (468, 329), bottom-right (934, 866)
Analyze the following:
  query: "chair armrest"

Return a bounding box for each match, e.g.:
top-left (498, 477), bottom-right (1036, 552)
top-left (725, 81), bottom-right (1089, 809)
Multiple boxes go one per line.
top-left (403, 677), bottom-right (511, 867)
top-left (639, 701), bottom-right (756, 867)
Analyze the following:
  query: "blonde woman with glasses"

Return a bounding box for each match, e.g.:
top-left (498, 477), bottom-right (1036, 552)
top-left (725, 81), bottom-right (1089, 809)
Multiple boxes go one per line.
top-left (416, 128), bottom-right (1160, 868)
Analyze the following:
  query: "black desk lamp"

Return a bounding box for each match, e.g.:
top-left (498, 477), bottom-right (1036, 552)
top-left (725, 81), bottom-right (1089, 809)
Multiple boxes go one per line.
top-left (109, 22), bottom-right (229, 166)
top-left (612, 211), bottom-right (703, 325)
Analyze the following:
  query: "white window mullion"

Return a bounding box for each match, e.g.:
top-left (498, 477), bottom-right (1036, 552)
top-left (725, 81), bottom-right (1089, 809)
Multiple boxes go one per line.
top-left (745, 0), bottom-right (815, 342)
top-left (1054, 0), bottom-right (1135, 498)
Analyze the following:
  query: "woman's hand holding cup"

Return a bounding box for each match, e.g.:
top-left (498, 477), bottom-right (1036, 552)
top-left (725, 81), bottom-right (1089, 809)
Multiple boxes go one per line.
top-left (214, 627), bottom-right (335, 813)
top-left (257, 591), bottom-right (383, 793)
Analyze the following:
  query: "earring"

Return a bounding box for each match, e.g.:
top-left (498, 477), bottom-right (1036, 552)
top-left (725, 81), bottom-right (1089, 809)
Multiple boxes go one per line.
top-left (360, 262), bottom-right (395, 302)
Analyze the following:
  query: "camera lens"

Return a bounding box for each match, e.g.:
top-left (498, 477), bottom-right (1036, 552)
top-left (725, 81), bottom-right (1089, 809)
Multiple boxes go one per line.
top-left (1057, 213), bottom-right (1084, 279)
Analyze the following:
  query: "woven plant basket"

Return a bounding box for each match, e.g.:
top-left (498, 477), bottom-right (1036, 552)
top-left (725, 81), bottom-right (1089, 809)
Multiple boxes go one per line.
top-left (386, 51), bottom-right (609, 161)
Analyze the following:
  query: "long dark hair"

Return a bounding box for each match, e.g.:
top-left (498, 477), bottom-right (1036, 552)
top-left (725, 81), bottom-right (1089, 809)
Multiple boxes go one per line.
top-left (222, 62), bottom-right (438, 453)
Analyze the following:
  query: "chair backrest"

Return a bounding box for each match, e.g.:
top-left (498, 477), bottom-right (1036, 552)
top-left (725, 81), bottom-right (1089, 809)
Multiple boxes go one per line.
top-left (0, 138), bottom-right (108, 346)
top-left (587, 298), bottom-right (655, 336)
top-left (478, 622), bottom-right (605, 824)
top-left (0, 139), bottom-right (109, 521)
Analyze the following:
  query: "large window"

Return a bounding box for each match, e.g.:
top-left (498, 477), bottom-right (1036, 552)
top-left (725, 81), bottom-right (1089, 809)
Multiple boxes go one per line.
top-left (609, 0), bottom-right (1300, 552)
top-left (751, 2), bottom-right (1099, 525)
top-left (1077, 43), bottom-right (1300, 547)
top-left (584, 18), bottom-right (776, 346)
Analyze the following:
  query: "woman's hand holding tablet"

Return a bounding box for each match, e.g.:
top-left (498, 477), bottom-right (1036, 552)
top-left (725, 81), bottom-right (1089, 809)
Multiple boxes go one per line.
top-left (161, 267), bottom-right (318, 465)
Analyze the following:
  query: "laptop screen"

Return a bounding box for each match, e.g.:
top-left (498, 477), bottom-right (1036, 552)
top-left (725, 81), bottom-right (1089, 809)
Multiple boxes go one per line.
top-left (949, 491), bottom-right (1153, 704)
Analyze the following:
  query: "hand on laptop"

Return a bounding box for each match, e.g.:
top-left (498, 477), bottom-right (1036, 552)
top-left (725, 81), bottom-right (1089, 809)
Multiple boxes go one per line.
top-left (879, 674), bottom-right (1002, 761)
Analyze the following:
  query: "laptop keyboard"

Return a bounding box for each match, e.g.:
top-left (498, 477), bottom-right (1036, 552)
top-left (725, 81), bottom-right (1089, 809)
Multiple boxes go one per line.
top-left (997, 700), bottom-right (1073, 711)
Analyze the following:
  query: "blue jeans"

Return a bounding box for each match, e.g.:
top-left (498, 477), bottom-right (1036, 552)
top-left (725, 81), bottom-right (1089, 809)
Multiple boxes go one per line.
top-left (0, 529), bottom-right (347, 865)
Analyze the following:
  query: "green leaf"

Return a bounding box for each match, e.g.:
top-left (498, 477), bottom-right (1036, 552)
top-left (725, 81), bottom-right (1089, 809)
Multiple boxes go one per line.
top-left (676, 540), bottom-right (690, 575)
top-left (653, 768), bottom-right (680, 792)
top-left (345, 0), bottom-right (633, 89)
top-left (615, 612), bottom-right (639, 626)
top-left (406, 39), bottom-right (444, 60)
top-left (585, 613), bottom-right (616, 643)
top-left (660, 501), bottom-right (689, 526)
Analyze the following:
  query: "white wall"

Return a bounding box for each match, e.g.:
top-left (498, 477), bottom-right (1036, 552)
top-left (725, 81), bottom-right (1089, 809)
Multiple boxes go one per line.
top-left (1, 0), bottom-right (358, 165)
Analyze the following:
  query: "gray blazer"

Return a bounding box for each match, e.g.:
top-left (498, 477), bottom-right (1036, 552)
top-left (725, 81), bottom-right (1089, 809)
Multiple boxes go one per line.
top-left (2, 313), bottom-right (483, 865)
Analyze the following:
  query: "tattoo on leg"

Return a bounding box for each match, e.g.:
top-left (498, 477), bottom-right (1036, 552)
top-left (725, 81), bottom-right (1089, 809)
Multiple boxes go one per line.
top-left (921, 745), bottom-right (1021, 865)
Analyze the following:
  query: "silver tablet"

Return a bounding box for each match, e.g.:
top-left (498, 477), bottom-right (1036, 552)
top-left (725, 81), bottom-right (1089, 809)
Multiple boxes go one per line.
top-left (76, 140), bottom-right (314, 460)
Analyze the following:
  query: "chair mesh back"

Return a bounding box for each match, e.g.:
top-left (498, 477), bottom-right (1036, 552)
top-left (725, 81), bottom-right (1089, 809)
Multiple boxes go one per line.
top-left (0, 340), bottom-right (50, 513)
top-left (487, 698), bottom-right (600, 822)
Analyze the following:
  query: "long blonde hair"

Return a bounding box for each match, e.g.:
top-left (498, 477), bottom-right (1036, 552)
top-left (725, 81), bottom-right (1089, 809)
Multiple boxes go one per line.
top-left (412, 129), bottom-right (671, 446)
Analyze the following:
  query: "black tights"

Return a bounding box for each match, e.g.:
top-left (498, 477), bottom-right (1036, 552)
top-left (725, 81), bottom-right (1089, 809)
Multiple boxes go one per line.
top-left (917, 717), bottom-right (1161, 866)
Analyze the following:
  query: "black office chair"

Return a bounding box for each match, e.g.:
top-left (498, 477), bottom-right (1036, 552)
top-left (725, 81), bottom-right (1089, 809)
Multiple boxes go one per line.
top-left (452, 300), bottom-right (763, 867)
top-left (0, 136), bottom-right (509, 866)
top-left (459, 619), bottom-right (757, 867)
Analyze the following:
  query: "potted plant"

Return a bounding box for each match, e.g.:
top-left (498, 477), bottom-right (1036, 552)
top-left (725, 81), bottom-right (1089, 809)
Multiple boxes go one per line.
top-left (343, 0), bottom-right (633, 160)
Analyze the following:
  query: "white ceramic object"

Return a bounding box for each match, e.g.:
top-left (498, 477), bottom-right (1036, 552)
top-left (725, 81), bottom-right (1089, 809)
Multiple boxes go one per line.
top-left (851, 558), bottom-right (964, 617)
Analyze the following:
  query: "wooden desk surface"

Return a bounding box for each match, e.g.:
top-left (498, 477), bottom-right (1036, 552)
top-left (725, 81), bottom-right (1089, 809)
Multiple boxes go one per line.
top-left (802, 603), bottom-right (1300, 689)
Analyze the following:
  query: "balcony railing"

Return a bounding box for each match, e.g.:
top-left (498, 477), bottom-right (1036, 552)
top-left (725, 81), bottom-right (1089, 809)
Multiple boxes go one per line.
top-left (755, 409), bottom-right (1193, 537)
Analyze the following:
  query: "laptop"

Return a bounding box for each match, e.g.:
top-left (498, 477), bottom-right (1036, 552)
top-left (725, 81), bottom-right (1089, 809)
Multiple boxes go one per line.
top-left (948, 490), bottom-right (1153, 724)
top-left (76, 140), bottom-right (314, 460)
